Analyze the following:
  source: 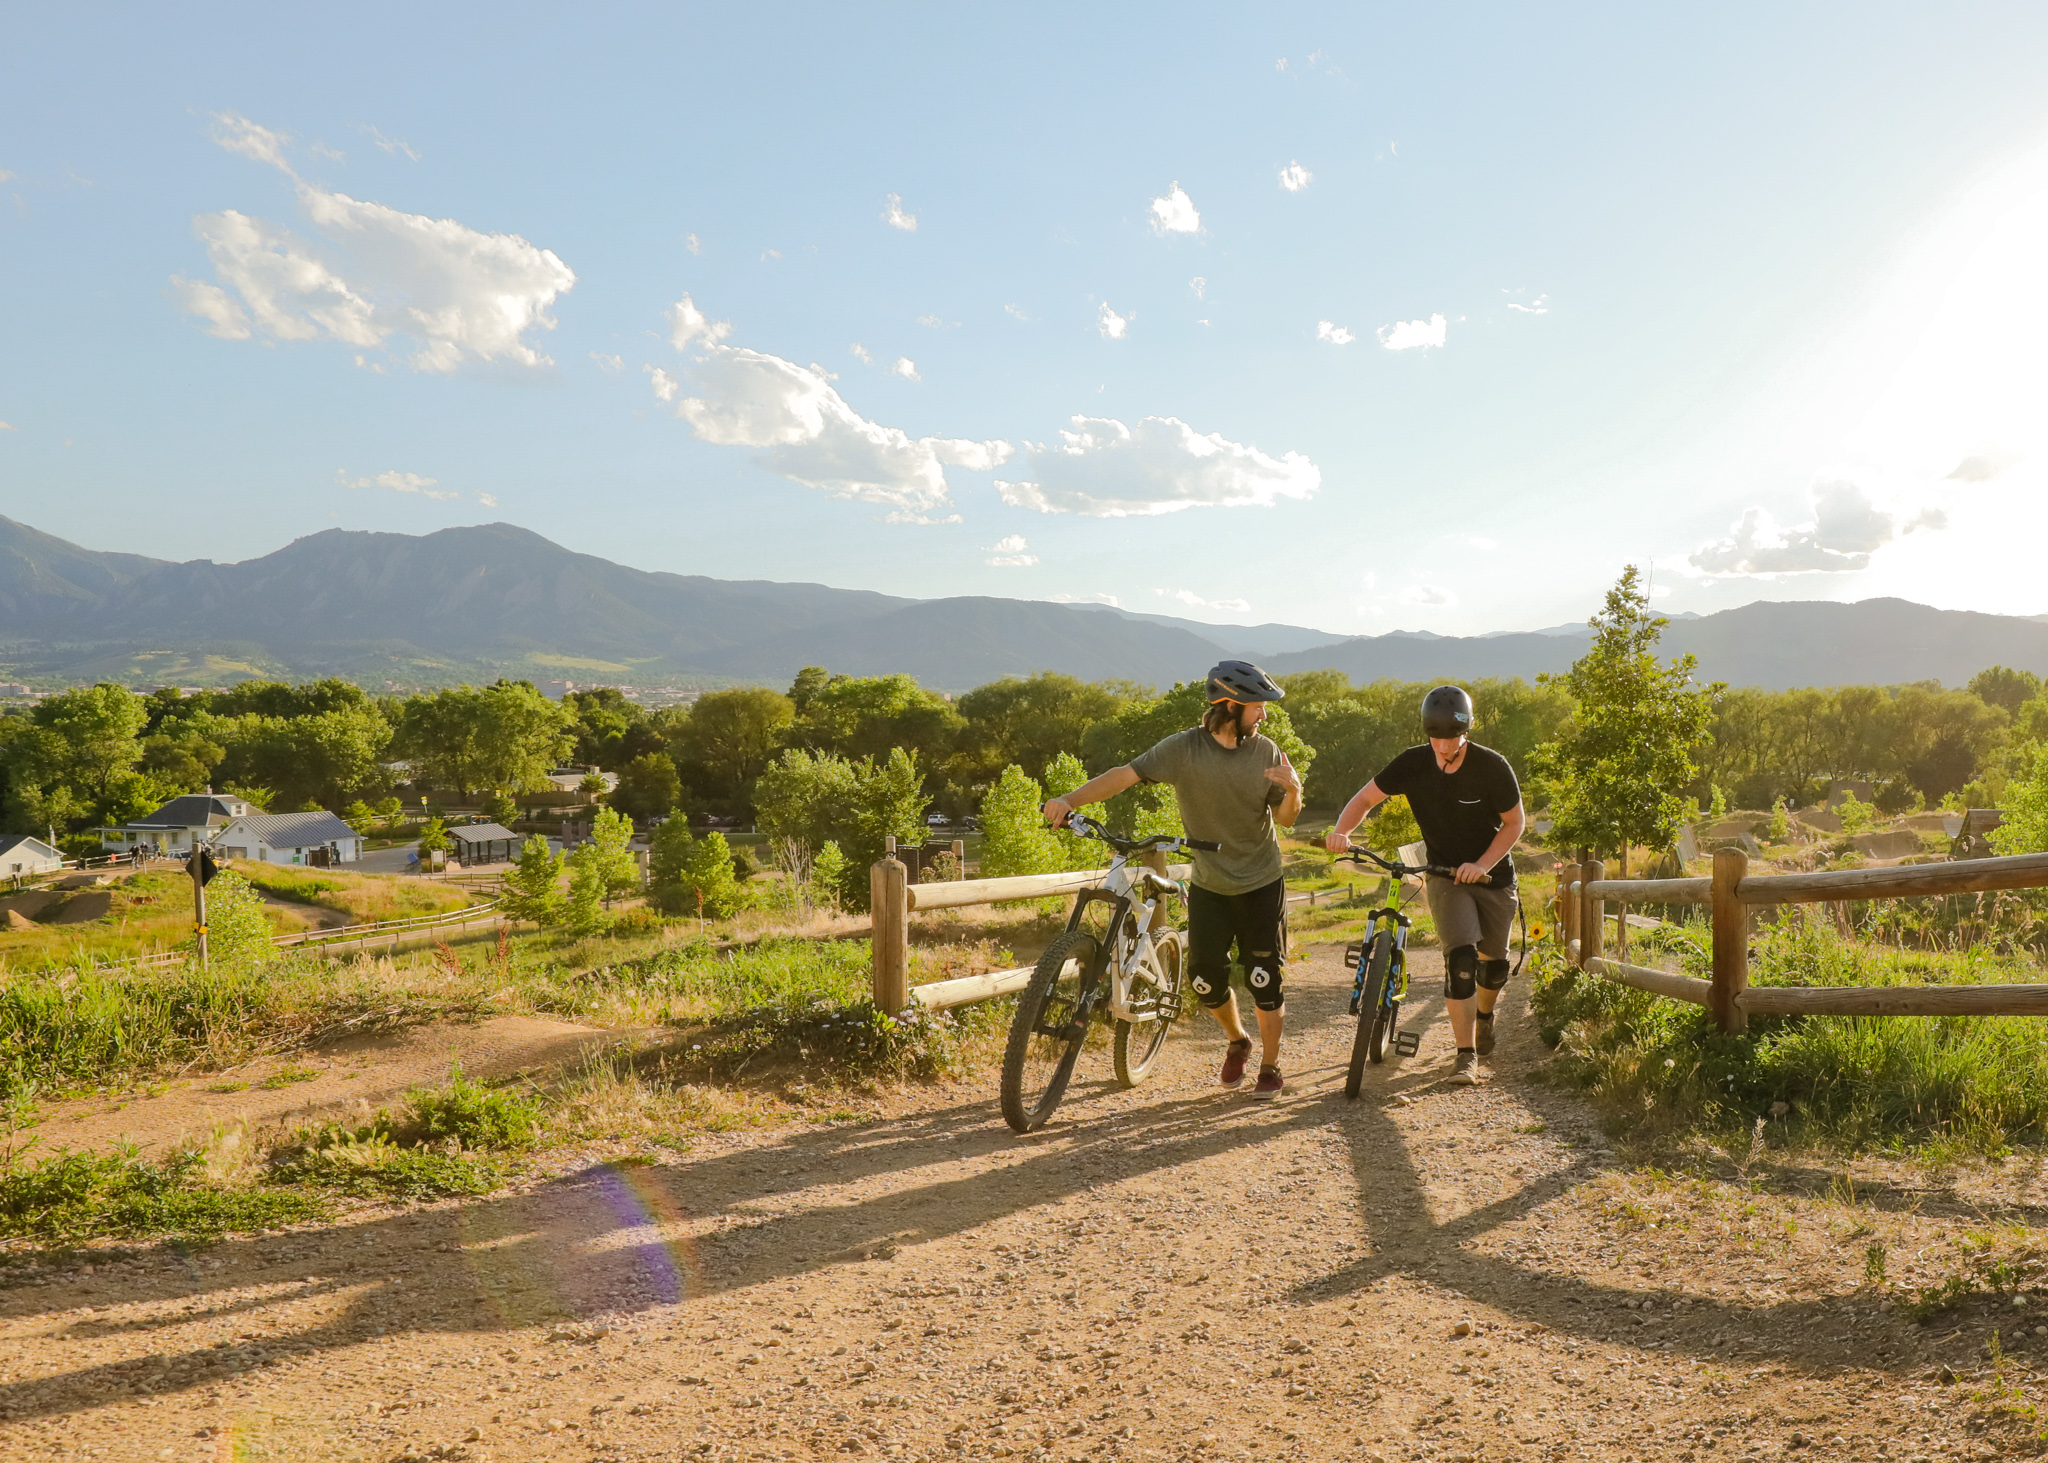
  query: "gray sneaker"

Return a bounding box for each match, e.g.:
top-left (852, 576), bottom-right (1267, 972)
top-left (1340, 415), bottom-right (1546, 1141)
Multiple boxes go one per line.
top-left (1474, 1011), bottom-right (1497, 1057)
top-left (1450, 1051), bottom-right (1481, 1086)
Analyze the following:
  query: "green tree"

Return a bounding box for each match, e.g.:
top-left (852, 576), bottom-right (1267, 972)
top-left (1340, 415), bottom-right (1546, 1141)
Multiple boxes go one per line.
top-left (784, 673), bottom-right (962, 765)
top-left (1080, 681), bottom-right (1314, 836)
top-left (33, 683), bottom-right (148, 806)
top-left (1970, 665), bottom-right (2043, 715)
top-left (417, 816), bottom-right (451, 856)
top-left (978, 766), bottom-right (1063, 880)
top-left (342, 800), bottom-right (375, 832)
top-left (754, 746), bottom-right (930, 910)
top-left (137, 729), bottom-right (224, 793)
top-left (648, 824), bottom-right (750, 920)
top-left (810, 841), bottom-right (849, 912)
top-left (562, 853), bottom-right (609, 936)
top-left (1537, 566), bottom-right (1718, 871)
top-left (1994, 747), bottom-right (2048, 855)
top-left (499, 835), bottom-right (566, 927)
top-left (668, 687), bottom-right (795, 808)
top-left (571, 806), bottom-right (641, 909)
top-left (195, 869), bottom-right (276, 971)
top-left (483, 791), bottom-right (519, 827)
top-left (788, 666), bottom-right (831, 713)
top-left (1359, 794), bottom-right (1423, 859)
top-left (393, 683), bottom-right (574, 800)
top-left (564, 688), bottom-right (666, 770)
top-left (610, 752), bottom-right (682, 823)
top-left (952, 673), bottom-right (1137, 788)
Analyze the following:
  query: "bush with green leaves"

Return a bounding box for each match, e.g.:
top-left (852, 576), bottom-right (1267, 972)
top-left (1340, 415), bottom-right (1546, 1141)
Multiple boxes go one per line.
top-left (416, 816), bottom-right (451, 856)
top-left (401, 1066), bottom-right (542, 1149)
top-left (1836, 791), bottom-right (1877, 836)
top-left (499, 834), bottom-right (566, 927)
top-left (755, 745), bottom-right (930, 910)
top-left (193, 868), bottom-right (276, 971)
top-left (484, 791), bottom-right (520, 827)
top-left (810, 841), bottom-right (849, 912)
top-left (648, 820), bottom-right (751, 919)
top-left (564, 807), bottom-right (641, 934)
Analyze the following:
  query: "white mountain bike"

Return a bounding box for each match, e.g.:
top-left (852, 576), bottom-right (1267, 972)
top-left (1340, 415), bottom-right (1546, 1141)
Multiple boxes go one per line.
top-left (998, 814), bottom-right (1220, 1134)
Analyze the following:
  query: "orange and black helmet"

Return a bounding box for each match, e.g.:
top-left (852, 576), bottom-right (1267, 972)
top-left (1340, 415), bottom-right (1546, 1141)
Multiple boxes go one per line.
top-left (1206, 660), bottom-right (1285, 704)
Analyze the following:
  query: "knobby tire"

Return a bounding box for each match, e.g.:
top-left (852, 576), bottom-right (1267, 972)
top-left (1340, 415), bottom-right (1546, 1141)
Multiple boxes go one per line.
top-left (1345, 933), bottom-right (1393, 1098)
top-left (1001, 930), bottom-right (1098, 1133)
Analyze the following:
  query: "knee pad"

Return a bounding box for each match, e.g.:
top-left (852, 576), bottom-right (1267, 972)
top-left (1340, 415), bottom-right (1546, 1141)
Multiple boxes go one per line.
top-left (1246, 961), bottom-right (1285, 1012)
top-left (1444, 944), bottom-right (1479, 1001)
top-left (1189, 966), bottom-right (1234, 1009)
top-left (1478, 957), bottom-right (1511, 992)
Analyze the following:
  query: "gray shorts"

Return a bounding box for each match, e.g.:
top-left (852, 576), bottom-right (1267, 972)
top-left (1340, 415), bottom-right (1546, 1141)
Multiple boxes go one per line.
top-left (1424, 878), bottom-right (1516, 958)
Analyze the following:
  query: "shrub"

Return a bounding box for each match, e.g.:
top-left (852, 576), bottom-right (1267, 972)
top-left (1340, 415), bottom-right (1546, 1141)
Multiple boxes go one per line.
top-left (274, 1134), bottom-right (501, 1200)
top-left (0, 1147), bottom-right (322, 1243)
top-left (191, 869), bottom-right (275, 972)
top-left (649, 822), bottom-right (751, 919)
top-left (499, 834), bottom-right (565, 927)
top-left (1836, 791), bottom-right (1877, 836)
top-left (401, 1066), bottom-right (542, 1149)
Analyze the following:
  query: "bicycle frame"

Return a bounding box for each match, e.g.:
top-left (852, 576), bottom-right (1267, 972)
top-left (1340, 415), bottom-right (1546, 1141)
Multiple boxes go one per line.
top-left (1063, 849), bottom-right (1180, 1025)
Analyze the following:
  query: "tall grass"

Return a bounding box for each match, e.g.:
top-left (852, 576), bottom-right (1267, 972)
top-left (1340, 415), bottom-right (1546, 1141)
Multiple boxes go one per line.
top-left (1533, 911), bottom-right (2048, 1154)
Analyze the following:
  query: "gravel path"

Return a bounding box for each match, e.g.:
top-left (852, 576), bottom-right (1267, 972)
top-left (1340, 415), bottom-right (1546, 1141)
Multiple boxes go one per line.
top-left (0, 939), bottom-right (2026, 1462)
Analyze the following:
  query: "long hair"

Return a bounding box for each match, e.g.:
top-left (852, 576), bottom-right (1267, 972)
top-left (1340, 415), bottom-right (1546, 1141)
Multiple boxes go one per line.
top-left (1203, 700), bottom-right (1251, 737)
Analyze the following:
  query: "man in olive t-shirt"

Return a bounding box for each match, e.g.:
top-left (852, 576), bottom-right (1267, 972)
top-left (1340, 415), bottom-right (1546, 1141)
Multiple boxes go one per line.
top-left (1042, 661), bottom-right (1303, 1096)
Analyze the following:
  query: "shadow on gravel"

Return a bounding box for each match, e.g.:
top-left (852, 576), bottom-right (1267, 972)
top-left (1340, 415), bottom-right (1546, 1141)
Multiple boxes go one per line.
top-left (0, 941), bottom-right (1938, 1424)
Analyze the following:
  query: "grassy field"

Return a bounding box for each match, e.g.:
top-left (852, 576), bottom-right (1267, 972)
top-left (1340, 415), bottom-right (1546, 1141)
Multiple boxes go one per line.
top-left (0, 866), bottom-right (476, 974)
top-left (1532, 909), bottom-right (2048, 1159)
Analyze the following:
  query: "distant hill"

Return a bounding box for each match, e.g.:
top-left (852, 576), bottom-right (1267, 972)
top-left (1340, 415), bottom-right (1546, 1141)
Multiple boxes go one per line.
top-left (1, 515), bottom-right (2042, 693)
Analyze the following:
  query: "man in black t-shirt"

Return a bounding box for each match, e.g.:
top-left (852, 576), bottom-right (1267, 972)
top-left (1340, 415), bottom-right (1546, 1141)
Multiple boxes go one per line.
top-left (1324, 685), bottom-right (1526, 1086)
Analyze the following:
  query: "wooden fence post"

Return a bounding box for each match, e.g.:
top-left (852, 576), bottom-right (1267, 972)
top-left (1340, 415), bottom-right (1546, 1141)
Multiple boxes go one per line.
top-left (1580, 859), bottom-right (1604, 968)
top-left (1710, 847), bottom-right (1749, 1034)
top-left (1556, 861), bottom-right (1579, 954)
top-left (951, 839), bottom-right (966, 877)
top-left (870, 854), bottom-right (910, 1013)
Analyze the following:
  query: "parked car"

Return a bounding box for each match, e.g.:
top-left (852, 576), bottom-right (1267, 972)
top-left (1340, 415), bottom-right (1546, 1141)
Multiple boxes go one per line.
top-left (926, 814), bottom-right (949, 827)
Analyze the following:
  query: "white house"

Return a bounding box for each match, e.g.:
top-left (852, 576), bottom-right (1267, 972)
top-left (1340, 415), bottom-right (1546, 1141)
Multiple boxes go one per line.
top-left (100, 794), bottom-right (257, 855)
top-left (0, 834), bottom-right (64, 879)
top-left (213, 811), bottom-right (362, 866)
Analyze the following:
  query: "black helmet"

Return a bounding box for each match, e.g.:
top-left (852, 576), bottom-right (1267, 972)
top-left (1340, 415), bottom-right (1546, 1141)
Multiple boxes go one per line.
top-left (1421, 685), bottom-right (1473, 739)
top-left (1206, 660), bottom-right (1285, 704)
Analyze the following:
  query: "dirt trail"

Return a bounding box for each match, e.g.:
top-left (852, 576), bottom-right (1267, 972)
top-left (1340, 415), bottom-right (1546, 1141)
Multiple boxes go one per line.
top-left (0, 940), bottom-right (2031, 1462)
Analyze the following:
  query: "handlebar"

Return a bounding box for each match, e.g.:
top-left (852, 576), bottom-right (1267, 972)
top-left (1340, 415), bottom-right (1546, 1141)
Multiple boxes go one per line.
top-left (1062, 811), bottom-right (1220, 855)
top-left (1333, 844), bottom-right (1457, 880)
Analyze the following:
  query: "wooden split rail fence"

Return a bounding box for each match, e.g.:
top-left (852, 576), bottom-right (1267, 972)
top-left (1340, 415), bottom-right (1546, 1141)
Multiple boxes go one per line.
top-left (72, 900), bottom-right (504, 976)
top-left (869, 843), bottom-right (1191, 1013)
top-left (1557, 848), bottom-right (2048, 1031)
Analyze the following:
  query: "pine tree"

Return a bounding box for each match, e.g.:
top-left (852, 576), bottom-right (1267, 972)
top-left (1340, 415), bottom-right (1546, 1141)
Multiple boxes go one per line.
top-left (1538, 566), bottom-right (1719, 872)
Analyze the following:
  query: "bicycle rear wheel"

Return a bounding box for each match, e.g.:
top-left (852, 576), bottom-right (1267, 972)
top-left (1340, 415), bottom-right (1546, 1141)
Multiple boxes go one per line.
top-left (1344, 933), bottom-right (1393, 1099)
top-left (1001, 930), bottom-right (1098, 1133)
top-left (1113, 930), bottom-right (1184, 1088)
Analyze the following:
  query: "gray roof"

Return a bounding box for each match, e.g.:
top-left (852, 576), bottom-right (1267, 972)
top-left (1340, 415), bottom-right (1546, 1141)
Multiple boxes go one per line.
top-left (122, 794), bottom-right (253, 830)
top-left (0, 834), bottom-right (61, 860)
top-left (450, 822), bottom-right (519, 845)
top-left (220, 811), bottom-right (357, 847)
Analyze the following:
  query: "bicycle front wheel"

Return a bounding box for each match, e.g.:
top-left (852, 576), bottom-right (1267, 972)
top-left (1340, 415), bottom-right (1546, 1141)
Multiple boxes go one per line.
top-left (1113, 930), bottom-right (1184, 1088)
top-left (1344, 934), bottom-right (1393, 1098)
top-left (1001, 930), bottom-right (1098, 1133)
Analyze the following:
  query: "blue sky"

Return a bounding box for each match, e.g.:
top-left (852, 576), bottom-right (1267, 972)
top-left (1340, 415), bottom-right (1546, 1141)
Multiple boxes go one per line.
top-left (6, 3), bottom-right (2048, 639)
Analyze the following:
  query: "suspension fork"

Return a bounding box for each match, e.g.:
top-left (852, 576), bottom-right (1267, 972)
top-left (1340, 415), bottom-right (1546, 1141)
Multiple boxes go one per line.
top-left (1052, 889), bottom-right (1133, 1036)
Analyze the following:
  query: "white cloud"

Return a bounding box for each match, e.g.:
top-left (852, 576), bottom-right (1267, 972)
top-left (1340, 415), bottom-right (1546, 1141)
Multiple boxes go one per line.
top-left (891, 357), bottom-right (920, 382)
top-left (850, 343), bottom-right (873, 364)
top-left (1149, 182), bottom-right (1201, 236)
top-left (1945, 446), bottom-right (2023, 482)
top-left (882, 193), bottom-right (918, 231)
top-left (685, 233), bottom-right (701, 255)
top-left (1279, 161), bottom-right (1312, 192)
top-left (0, 421), bottom-right (15, 431)
top-left (1688, 479), bottom-right (1945, 575)
top-left (1189, 277), bottom-right (1206, 301)
top-left (589, 352), bottom-right (624, 372)
top-left (0, 171), bottom-right (14, 183)
top-left (175, 114), bottom-right (575, 372)
top-left (995, 415), bottom-right (1320, 518)
top-left (477, 493), bottom-right (499, 508)
top-left (363, 125), bottom-right (421, 162)
top-left (338, 468), bottom-right (457, 501)
top-left (917, 314), bottom-right (957, 330)
top-left (1005, 304), bottom-right (1028, 321)
top-left (1315, 320), bottom-right (1355, 345)
top-left (652, 302), bottom-right (1011, 523)
top-left (984, 534), bottom-right (1038, 567)
top-left (1052, 591), bottom-right (1122, 607)
top-left (1506, 293), bottom-right (1549, 314)
top-left (1378, 313), bottom-right (1447, 351)
top-left (666, 294), bottom-right (731, 351)
top-left (1156, 588), bottom-right (1251, 614)
top-left (1098, 302), bottom-right (1130, 340)
top-left (1399, 584), bottom-right (1457, 608)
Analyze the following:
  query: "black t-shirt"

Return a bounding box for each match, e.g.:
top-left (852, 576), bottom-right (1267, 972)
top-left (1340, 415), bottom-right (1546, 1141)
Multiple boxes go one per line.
top-left (1371, 742), bottom-right (1522, 889)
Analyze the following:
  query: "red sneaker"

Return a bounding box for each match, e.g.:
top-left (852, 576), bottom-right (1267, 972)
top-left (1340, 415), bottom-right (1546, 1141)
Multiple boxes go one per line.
top-left (1220, 1038), bottom-right (1253, 1087)
top-left (1253, 1065), bottom-right (1284, 1097)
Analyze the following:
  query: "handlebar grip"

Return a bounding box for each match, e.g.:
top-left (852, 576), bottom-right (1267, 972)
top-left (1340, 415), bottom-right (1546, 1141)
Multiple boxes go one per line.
top-left (1184, 838), bottom-right (1221, 852)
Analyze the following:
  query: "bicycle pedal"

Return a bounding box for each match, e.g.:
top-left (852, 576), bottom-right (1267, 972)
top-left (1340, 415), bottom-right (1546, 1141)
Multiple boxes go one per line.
top-left (1391, 1031), bottom-right (1422, 1058)
top-left (1342, 941), bottom-right (1363, 967)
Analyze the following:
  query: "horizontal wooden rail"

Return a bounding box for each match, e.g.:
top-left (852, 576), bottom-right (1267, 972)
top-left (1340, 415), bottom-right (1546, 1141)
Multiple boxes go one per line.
top-left (907, 965), bottom-right (1034, 1011)
top-left (1584, 877), bottom-right (1711, 905)
top-left (1736, 852), bottom-right (2048, 906)
top-left (906, 864), bottom-right (1192, 912)
top-left (1584, 956), bottom-right (1713, 1007)
top-left (1736, 983), bottom-right (2048, 1017)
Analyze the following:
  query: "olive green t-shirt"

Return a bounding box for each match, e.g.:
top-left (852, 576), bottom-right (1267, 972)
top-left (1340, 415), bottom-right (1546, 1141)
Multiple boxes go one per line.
top-left (1129, 726), bottom-right (1286, 895)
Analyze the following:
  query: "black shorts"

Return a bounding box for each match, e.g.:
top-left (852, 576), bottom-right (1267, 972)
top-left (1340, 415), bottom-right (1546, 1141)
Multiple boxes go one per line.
top-left (1186, 877), bottom-right (1287, 1011)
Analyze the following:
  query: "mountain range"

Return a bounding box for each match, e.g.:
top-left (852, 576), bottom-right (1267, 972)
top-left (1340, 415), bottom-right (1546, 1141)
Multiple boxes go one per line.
top-left (1, 515), bottom-right (2043, 694)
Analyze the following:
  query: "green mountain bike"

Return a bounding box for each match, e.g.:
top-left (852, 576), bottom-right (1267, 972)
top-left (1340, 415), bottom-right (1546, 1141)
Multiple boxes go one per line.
top-left (1335, 846), bottom-right (1450, 1097)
